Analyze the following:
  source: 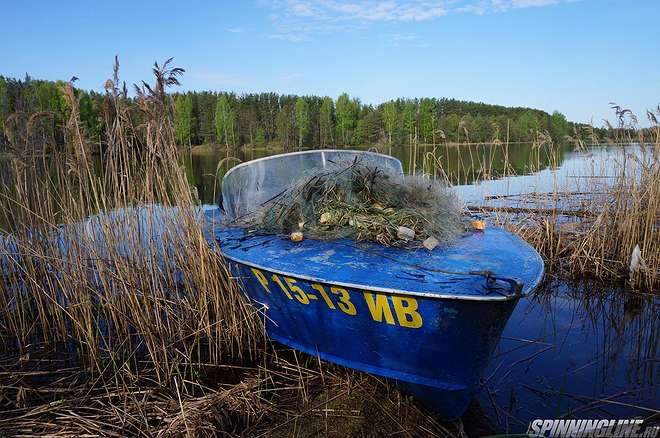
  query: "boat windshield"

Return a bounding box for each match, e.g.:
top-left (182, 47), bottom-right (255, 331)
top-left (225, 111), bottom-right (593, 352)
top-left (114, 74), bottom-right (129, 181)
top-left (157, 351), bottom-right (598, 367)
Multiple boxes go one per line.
top-left (221, 150), bottom-right (403, 220)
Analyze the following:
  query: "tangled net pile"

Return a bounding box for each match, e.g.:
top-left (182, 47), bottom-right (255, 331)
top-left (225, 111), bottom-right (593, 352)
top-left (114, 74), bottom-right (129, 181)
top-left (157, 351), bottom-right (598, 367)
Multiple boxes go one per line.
top-left (236, 159), bottom-right (466, 248)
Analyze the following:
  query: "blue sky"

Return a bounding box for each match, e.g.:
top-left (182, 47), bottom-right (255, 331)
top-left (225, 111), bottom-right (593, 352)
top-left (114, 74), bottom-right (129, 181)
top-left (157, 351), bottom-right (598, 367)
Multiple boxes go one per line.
top-left (2, 0), bottom-right (658, 125)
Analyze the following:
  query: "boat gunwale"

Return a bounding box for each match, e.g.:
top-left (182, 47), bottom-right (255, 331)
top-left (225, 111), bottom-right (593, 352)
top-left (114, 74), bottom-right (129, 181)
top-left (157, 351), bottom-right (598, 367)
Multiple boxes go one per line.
top-left (220, 246), bottom-right (544, 302)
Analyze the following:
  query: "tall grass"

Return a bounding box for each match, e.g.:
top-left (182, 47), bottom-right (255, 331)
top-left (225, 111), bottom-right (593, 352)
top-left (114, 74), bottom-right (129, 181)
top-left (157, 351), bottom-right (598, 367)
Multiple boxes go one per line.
top-left (510, 108), bottom-right (658, 290)
top-left (0, 59), bottom-right (265, 435)
top-left (0, 57), bottom-right (260, 377)
top-left (419, 106), bottom-right (660, 291)
top-left (0, 60), bottom-right (460, 436)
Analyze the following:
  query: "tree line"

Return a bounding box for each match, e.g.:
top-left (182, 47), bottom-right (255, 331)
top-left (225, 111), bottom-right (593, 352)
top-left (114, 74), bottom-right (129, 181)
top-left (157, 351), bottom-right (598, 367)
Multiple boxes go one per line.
top-left (171, 91), bottom-right (576, 148)
top-left (1, 73), bottom-right (595, 152)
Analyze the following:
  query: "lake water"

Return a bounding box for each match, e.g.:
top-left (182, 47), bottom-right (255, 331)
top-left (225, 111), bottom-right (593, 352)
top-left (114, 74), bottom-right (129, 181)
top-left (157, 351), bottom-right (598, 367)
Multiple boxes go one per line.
top-left (183, 142), bottom-right (577, 205)
top-left (186, 144), bottom-right (658, 434)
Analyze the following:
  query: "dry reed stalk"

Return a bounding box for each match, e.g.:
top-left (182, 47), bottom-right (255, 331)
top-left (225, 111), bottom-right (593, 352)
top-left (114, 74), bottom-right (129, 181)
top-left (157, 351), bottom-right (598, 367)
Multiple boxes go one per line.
top-left (0, 345), bottom-right (461, 437)
top-left (0, 58), bottom-right (261, 391)
top-left (426, 106), bottom-right (659, 291)
top-left (0, 59), bottom-right (465, 437)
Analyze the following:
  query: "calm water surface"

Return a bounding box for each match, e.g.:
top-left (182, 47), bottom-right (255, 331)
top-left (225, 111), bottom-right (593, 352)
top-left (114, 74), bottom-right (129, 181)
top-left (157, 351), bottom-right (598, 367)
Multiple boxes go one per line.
top-left (187, 144), bottom-right (659, 434)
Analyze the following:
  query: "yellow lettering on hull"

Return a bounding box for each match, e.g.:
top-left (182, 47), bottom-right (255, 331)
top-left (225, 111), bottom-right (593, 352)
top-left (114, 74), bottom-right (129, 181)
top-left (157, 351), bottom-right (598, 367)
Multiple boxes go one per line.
top-left (363, 292), bottom-right (395, 325)
top-left (391, 296), bottom-right (423, 328)
top-left (249, 269), bottom-right (422, 328)
top-left (251, 268), bottom-right (270, 293)
top-left (331, 286), bottom-right (356, 315)
top-left (363, 292), bottom-right (422, 328)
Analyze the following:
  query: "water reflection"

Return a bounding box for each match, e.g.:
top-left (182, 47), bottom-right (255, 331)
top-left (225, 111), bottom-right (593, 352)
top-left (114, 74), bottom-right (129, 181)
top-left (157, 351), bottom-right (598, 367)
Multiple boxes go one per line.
top-left (182, 146), bottom-right (279, 205)
top-left (182, 142), bottom-right (573, 205)
top-left (476, 281), bottom-right (659, 433)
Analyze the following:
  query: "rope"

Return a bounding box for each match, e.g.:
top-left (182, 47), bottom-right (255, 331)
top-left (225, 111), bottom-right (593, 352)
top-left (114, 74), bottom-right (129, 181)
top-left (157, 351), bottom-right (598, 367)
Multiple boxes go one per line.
top-left (342, 242), bottom-right (524, 296)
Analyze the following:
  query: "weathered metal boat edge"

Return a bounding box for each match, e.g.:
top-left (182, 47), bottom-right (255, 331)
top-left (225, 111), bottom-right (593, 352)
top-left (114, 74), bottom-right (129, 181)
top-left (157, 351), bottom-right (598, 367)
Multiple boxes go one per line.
top-left (219, 249), bottom-right (542, 302)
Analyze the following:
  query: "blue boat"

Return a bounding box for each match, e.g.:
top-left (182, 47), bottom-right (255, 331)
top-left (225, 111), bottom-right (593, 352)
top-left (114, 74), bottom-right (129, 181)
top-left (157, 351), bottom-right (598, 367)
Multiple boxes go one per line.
top-left (208, 150), bottom-right (545, 420)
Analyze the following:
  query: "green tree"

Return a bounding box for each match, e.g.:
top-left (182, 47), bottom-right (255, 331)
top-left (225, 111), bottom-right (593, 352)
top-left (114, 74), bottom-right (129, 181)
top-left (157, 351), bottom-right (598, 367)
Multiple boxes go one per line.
top-left (78, 91), bottom-right (102, 143)
top-left (355, 107), bottom-right (381, 145)
top-left (319, 97), bottom-right (334, 148)
top-left (215, 94), bottom-right (235, 147)
top-left (440, 113), bottom-right (461, 143)
top-left (276, 103), bottom-right (294, 149)
top-left (382, 101), bottom-right (397, 145)
top-left (194, 92), bottom-right (217, 144)
top-left (174, 94), bottom-right (193, 145)
top-left (294, 97), bottom-right (310, 148)
top-left (402, 100), bottom-right (417, 146)
top-left (254, 127), bottom-right (266, 146)
top-left (0, 76), bottom-right (9, 141)
top-left (21, 80), bottom-right (70, 147)
top-left (463, 115), bottom-right (491, 142)
top-left (514, 111), bottom-right (539, 142)
top-left (237, 96), bottom-right (260, 145)
top-left (335, 93), bottom-right (357, 145)
top-left (418, 98), bottom-right (436, 144)
top-left (549, 111), bottom-right (569, 142)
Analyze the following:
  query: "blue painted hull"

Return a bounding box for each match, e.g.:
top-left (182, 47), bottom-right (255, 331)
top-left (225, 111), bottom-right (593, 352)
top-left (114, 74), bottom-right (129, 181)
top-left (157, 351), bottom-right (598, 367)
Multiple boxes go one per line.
top-left (208, 193), bottom-right (544, 420)
top-left (226, 259), bottom-right (520, 420)
top-left (211, 150), bottom-right (546, 419)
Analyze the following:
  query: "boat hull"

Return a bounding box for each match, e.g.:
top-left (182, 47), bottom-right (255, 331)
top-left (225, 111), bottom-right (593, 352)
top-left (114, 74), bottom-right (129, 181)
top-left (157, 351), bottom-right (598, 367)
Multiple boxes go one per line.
top-left (228, 260), bottom-right (520, 420)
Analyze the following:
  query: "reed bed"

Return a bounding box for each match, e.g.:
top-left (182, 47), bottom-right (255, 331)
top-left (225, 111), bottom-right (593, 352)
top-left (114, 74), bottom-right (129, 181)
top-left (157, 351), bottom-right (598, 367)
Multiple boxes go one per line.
top-left (418, 106), bottom-right (660, 291)
top-left (0, 60), bottom-right (459, 436)
top-left (0, 346), bottom-right (460, 437)
top-left (0, 58), bottom-right (260, 380)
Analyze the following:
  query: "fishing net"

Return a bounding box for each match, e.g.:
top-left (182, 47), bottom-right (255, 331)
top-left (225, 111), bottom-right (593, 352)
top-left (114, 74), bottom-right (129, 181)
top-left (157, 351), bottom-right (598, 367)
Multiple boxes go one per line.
top-left (232, 158), bottom-right (466, 249)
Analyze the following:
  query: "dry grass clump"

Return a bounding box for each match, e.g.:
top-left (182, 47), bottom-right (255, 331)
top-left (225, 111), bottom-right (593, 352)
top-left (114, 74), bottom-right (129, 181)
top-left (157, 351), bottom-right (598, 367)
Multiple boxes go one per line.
top-left (0, 59), bottom-right (462, 436)
top-left (466, 106), bottom-right (660, 291)
top-left (237, 159), bottom-right (465, 248)
top-left (0, 57), bottom-right (261, 413)
top-left (0, 345), bottom-right (461, 437)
